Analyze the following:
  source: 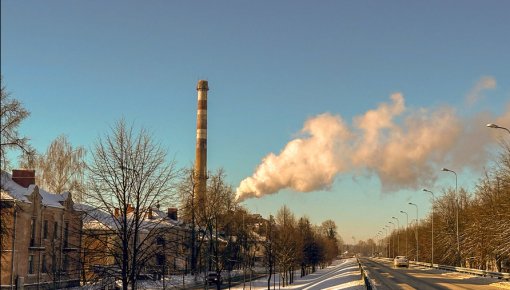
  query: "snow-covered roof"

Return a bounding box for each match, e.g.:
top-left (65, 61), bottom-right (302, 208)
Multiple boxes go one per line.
top-left (1, 171), bottom-right (31, 202)
top-left (74, 203), bottom-right (117, 230)
top-left (0, 170), bottom-right (70, 208)
top-left (76, 203), bottom-right (184, 233)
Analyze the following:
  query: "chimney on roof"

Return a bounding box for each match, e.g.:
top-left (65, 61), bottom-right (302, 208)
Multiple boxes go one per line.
top-left (167, 208), bottom-right (178, 220)
top-left (114, 208), bottom-right (120, 218)
top-left (12, 169), bottom-right (36, 188)
top-left (148, 208), bottom-right (153, 219)
top-left (127, 204), bottom-right (134, 214)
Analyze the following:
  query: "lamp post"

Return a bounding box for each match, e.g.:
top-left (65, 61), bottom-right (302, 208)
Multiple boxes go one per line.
top-left (441, 167), bottom-right (460, 266)
top-left (389, 221), bottom-right (396, 258)
top-left (392, 217), bottom-right (400, 256)
top-left (383, 227), bottom-right (389, 258)
top-left (381, 228), bottom-right (388, 255)
top-left (352, 236), bottom-right (356, 256)
top-left (372, 234), bottom-right (378, 256)
top-left (423, 189), bottom-right (435, 266)
top-left (409, 202), bottom-right (419, 262)
top-left (487, 123), bottom-right (510, 134)
top-left (378, 231), bottom-right (383, 256)
top-left (385, 226), bottom-right (391, 258)
top-left (400, 211), bottom-right (408, 258)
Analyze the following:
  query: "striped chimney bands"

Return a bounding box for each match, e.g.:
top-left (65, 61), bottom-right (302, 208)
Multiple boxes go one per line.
top-left (194, 80), bottom-right (208, 207)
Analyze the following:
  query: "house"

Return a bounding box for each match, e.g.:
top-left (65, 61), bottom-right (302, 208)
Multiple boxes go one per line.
top-left (0, 170), bottom-right (82, 290)
top-left (77, 203), bottom-right (190, 282)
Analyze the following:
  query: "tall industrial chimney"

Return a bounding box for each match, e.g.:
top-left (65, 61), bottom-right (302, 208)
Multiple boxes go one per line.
top-left (194, 80), bottom-right (208, 208)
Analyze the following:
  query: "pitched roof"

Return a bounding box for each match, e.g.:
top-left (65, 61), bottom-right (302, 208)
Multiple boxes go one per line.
top-left (0, 170), bottom-right (71, 208)
top-left (75, 203), bottom-right (183, 233)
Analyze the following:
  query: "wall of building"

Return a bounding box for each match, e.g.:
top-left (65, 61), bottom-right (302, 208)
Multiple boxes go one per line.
top-left (0, 187), bottom-right (81, 289)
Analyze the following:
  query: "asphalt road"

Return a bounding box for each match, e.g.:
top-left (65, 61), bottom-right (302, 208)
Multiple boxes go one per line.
top-left (361, 257), bottom-right (507, 290)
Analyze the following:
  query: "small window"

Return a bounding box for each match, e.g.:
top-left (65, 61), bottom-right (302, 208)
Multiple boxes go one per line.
top-left (53, 222), bottom-right (58, 239)
top-left (42, 255), bottom-right (47, 273)
top-left (52, 254), bottom-right (57, 273)
top-left (156, 253), bottom-right (165, 266)
top-left (64, 222), bottom-right (69, 247)
top-left (156, 236), bottom-right (165, 246)
top-left (30, 218), bottom-right (36, 246)
top-left (63, 254), bottom-right (68, 272)
top-left (28, 255), bottom-right (34, 274)
top-left (43, 220), bottom-right (48, 239)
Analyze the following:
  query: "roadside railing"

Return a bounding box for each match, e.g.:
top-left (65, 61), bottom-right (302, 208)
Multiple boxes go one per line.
top-left (357, 258), bottom-right (378, 290)
top-left (411, 261), bottom-right (510, 281)
top-left (374, 257), bottom-right (510, 281)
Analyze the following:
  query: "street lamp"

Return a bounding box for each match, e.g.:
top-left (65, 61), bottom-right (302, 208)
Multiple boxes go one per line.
top-left (382, 228), bottom-right (388, 258)
top-left (385, 225), bottom-right (391, 258)
top-left (441, 167), bottom-right (460, 266)
top-left (423, 188), bottom-right (435, 266)
top-left (392, 217), bottom-right (400, 256)
top-left (409, 202), bottom-right (419, 262)
top-left (389, 221), bottom-right (396, 258)
top-left (400, 210), bottom-right (409, 258)
top-left (378, 231), bottom-right (383, 256)
top-left (372, 234), bottom-right (379, 256)
top-left (486, 123), bottom-right (510, 134)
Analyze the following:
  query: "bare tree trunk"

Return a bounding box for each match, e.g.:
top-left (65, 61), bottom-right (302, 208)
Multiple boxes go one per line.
top-left (86, 120), bottom-right (177, 290)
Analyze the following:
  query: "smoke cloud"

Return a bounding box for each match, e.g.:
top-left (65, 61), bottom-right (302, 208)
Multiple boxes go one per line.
top-left (466, 76), bottom-right (496, 106)
top-left (236, 92), bottom-right (508, 201)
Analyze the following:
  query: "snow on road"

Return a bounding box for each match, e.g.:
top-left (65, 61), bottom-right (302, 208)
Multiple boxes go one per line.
top-left (232, 258), bottom-right (365, 290)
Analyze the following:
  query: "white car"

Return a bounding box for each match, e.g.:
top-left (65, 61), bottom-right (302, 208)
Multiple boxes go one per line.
top-left (393, 256), bottom-right (409, 268)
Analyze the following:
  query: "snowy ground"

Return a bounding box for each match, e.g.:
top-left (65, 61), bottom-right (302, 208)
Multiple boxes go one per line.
top-left (231, 258), bottom-right (364, 290)
top-left (69, 259), bottom-right (364, 289)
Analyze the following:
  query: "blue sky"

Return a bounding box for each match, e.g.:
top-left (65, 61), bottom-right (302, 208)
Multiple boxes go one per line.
top-left (2, 1), bottom-right (509, 241)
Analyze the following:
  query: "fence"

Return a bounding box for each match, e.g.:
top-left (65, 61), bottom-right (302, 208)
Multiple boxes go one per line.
top-left (373, 257), bottom-right (509, 281)
top-left (357, 258), bottom-right (377, 290)
top-left (411, 261), bottom-right (510, 281)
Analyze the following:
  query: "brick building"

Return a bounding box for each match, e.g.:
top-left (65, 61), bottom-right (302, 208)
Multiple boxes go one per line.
top-left (0, 170), bottom-right (82, 290)
top-left (78, 203), bottom-right (189, 283)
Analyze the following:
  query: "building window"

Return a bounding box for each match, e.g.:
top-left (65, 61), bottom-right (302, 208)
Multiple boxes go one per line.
top-left (64, 222), bottom-right (69, 247)
top-left (53, 222), bottom-right (58, 239)
top-left (156, 253), bottom-right (165, 266)
top-left (43, 220), bottom-right (48, 239)
top-left (42, 254), bottom-right (47, 273)
top-left (63, 254), bottom-right (68, 272)
top-left (30, 218), bottom-right (36, 246)
top-left (52, 254), bottom-right (57, 273)
top-left (156, 236), bottom-right (165, 246)
top-left (28, 255), bottom-right (34, 274)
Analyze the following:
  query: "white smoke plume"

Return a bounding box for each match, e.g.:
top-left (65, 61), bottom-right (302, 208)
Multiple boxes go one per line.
top-left (236, 92), bottom-right (508, 201)
top-left (465, 76), bottom-right (496, 106)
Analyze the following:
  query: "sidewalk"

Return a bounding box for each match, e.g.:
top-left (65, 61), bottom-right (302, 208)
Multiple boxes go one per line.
top-left (231, 258), bottom-right (365, 290)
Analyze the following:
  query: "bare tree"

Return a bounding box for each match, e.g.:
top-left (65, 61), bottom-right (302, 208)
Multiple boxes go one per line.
top-left (20, 135), bottom-right (87, 201)
top-left (176, 167), bottom-right (200, 275)
top-left (203, 169), bottom-right (237, 283)
top-left (0, 81), bottom-right (34, 170)
top-left (365, 142), bottom-right (510, 271)
top-left (86, 119), bottom-right (178, 290)
top-left (319, 219), bottom-right (339, 264)
top-left (1, 81), bottom-right (33, 262)
top-left (274, 205), bottom-right (296, 287)
top-left (177, 167), bottom-right (243, 287)
top-left (264, 215), bottom-right (276, 288)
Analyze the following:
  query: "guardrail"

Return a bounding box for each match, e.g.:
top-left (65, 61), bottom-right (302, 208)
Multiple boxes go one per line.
top-left (357, 258), bottom-right (378, 290)
top-left (413, 261), bottom-right (510, 281)
top-left (375, 257), bottom-right (510, 281)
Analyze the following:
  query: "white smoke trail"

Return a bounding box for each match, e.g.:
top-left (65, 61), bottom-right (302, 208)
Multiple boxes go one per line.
top-left (465, 76), bottom-right (496, 106)
top-left (236, 91), bottom-right (507, 202)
